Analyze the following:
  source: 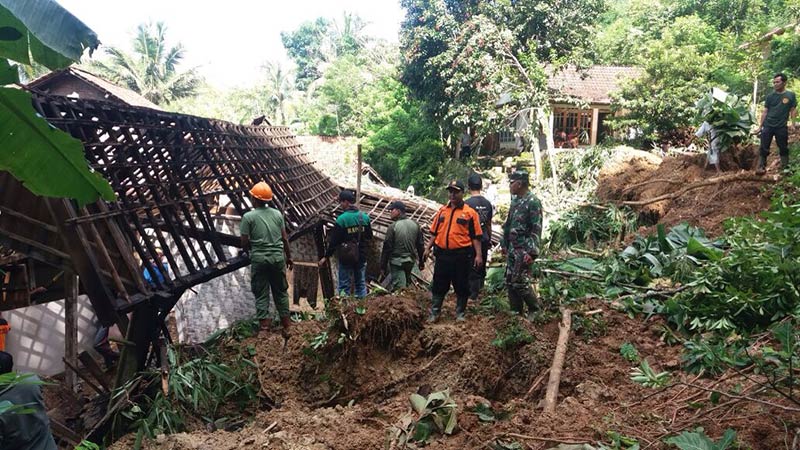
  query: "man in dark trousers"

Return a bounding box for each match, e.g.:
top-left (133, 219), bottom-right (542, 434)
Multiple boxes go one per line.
top-left (380, 201), bottom-right (425, 291)
top-left (423, 180), bottom-right (483, 322)
top-left (0, 351), bottom-right (57, 450)
top-left (319, 190), bottom-right (373, 298)
top-left (757, 73), bottom-right (796, 174)
top-left (465, 173), bottom-right (493, 300)
top-left (241, 182), bottom-right (294, 336)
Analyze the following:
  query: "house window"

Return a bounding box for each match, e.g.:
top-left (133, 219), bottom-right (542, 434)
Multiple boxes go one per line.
top-left (499, 129), bottom-right (515, 143)
top-left (553, 108), bottom-right (592, 147)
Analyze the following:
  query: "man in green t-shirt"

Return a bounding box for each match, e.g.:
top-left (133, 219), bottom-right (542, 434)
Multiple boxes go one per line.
top-left (241, 182), bottom-right (293, 336)
top-left (757, 73), bottom-right (797, 173)
top-left (380, 201), bottom-right (425, 291)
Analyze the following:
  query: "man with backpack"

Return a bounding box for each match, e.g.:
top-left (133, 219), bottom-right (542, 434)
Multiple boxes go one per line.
top-left (319, 190), bottom-right (373, 298)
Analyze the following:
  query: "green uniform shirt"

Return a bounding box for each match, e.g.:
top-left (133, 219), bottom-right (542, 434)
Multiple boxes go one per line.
top-left (501, 191), bottom-right (543, 257)
top-left (386, 217), bottom-right (422, 266)
top-left (764, 90), bottom-right (797, 128)
top-left (240, 206), bottom-right (286, 263)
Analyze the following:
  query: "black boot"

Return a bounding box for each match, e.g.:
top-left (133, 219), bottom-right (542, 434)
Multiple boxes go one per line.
top-left (780, 154), bottom-right (790, 171)
top-left (756, 155), bottom-right (767, 175)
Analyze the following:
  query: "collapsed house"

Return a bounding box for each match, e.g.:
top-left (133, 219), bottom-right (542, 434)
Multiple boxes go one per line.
top-left (0, 81), bottom-right (443, 392)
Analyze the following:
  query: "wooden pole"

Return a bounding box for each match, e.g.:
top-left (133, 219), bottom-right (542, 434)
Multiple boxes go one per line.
top-left (543, 308), bottom-right (572, 413)
top-left (356, 144), bottom-right (362, 208)
top-left (64, 273), bottom-right (79, 392)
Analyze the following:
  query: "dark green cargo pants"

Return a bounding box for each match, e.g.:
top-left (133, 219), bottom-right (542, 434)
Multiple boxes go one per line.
top-left (251, 257), bottom-right (290, 319)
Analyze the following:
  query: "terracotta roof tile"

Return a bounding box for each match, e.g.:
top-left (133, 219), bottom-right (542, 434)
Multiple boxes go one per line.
top-left (547, 65), bottom-right (642, 105)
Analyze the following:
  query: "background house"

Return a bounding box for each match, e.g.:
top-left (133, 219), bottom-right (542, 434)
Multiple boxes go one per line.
top-left (482, 65), bottom-right (641, 152)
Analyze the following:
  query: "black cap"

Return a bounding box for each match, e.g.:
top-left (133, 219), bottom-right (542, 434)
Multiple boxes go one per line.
top-left (467, 173), bottom-right (482, 189)
top-left (509, 170), bottom-right (530, 183)
top-left (446, 179), bottom-right (465, 192)
top-left (338, 189), bottom-right (356, 202)
top-left (389, 200), bottom-right (406, 212)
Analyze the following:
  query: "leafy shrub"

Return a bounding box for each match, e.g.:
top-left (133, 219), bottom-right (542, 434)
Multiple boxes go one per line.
top-left (630, 359), bottom-right (671, 388)
top-left (492, 318), bottom-right (533, 350)
top-left (390, 390), bottom-right (458, 446)
top-left (620, 342), bottom-right (640, 363)
top-left (665, 428), bottom-right (737, 450)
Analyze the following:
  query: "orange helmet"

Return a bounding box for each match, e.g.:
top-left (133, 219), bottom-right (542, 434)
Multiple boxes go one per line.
top-left (249, 182), bottom-right (273, 201)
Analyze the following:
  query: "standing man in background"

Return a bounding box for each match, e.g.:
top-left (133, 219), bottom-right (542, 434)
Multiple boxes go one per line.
top-left (502, 170), bottom-right (543, 319)
top-left (757, 73), bottom-right (796, 174)
top-left (380, 201), bottom-right (424, 291)
top-left (241, 182), bottom-right (293, 337)
top-left (465, 173), bottom-right (493, 300)
top-left (319, 190), bottom-right (373, 298)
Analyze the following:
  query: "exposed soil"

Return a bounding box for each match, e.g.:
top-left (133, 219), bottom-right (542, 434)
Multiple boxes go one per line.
top-left (597, 145), bottom-right (775, 236)
top-left (108, 294), bottom-right (799, 450)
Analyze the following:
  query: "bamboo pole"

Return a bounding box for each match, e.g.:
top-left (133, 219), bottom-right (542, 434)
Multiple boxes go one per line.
top-left (356, 144), bottom-right (362, 207)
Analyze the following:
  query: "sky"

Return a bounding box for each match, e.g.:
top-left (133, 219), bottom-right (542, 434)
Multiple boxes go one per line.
top-left (56, 0), bottom-right (404, 89)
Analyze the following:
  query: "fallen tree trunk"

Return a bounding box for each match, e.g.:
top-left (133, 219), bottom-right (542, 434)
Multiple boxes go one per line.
top-left (543, 308), bottom-right (572, 414)
top-left (622, 173), bottom-right (775, 207)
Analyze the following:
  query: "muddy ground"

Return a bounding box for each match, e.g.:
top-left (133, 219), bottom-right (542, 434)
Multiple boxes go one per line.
top-left (597, 145), bottom-right (775, 237)
top-left (105, 293), bottom-right (797, 450)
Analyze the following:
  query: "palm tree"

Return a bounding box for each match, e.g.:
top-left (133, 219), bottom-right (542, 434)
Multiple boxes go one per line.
top-left (262, 62), bottom-right (294, 125)
top-left (90, 22), bottom-right (201, 105)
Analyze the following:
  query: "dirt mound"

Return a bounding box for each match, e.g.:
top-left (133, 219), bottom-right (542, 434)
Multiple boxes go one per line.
top-left (108, 292), bottom-right (794, 450)
top-left (598, 145), bottom-right (774, 236)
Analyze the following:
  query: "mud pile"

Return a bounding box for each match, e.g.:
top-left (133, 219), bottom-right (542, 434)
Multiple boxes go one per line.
top-left (597, 145), bottom-right (774, 236)
top-left (109, 293), bottom-right (792, 450)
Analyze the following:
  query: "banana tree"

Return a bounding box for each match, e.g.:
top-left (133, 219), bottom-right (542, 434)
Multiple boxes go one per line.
top-left (0, 0), bottom-right (115, 205)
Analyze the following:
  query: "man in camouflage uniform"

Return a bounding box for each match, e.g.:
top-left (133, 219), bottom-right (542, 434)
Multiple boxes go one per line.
top-left (501, 170), bottom-right (543, 318)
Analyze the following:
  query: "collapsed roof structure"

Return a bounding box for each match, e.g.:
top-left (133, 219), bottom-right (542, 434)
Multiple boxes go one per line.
top-left (0, 80), bottom-right (447, 384)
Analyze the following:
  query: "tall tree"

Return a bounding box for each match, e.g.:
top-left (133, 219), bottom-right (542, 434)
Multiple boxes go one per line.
top-left (90, 22), bottom-right (201, 105)
top-left (399, 0), bottom-right (604, 178)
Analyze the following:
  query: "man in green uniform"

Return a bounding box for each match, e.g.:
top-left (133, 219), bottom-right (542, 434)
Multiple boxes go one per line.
top-left (757, 73), bottom-right (797, 173)
top-left (241, 182), bottom-right (293, 336)
top-left (501, 170), bottom-right (543, 319)
top-left (0, 351), bottom-right (57, 450)
top-left (380, 201), bottom-right (425, 291)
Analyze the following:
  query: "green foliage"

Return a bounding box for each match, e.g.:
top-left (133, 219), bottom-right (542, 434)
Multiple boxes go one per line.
top-left (0, 0), bottom-right (115, 206)
top-left (599, 430), bottom-right (641, 450)
top-left (363, 77), bottom-right (447, 196)
top-left (0, 88), bottom-right (116, 205)
top-left (470, 403), bottom-right (510, 422)
top-left (695, 90), bottom-right (754, 153)
top-left (88, 22), bottom-right (201, 105)
top-left (0, 373), bottom-right (43, 416)
top-left (74, 441), bottom-right (100, 450)
top-left (630, 359), bottom-right (671, 388)
top-left (665, 428), bottom-right (737, 450)
top-left (392, 390), bottom-right (458, 445)
top-left (620, 342), bottom-right (640, 363)
top-left (400, 0), bottom-right (604, 144)
top-left (203, 318), bottom-right (258, 346)
top-left (492, 317), bottom-right (534, 350)
top-left (682, 338), bottom-right (749, 375)
top-left (117, 346), bottom-right (260, 445)
top-left (547, 204), bottom-right (637, 251)
top-left (0, 0), bottom-right (99, 71)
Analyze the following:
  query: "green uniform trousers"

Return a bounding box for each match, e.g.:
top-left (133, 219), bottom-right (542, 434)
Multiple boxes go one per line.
top-left (251, 257), bottom-right (290, 319)
top-left (389, 261), bottom-right (415, 291)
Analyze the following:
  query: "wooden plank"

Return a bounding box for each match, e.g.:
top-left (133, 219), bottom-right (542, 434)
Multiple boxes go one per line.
top-left (49, 417), bottom-right (81, 446)
top-left (78, 351), bottom-right (112, 392)
top-left (64, 273), bottom-right (78, 392)
top-left (62, 357), bottom-right (105, 396)
top-left (590, 107), bottom-right (599, 146)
